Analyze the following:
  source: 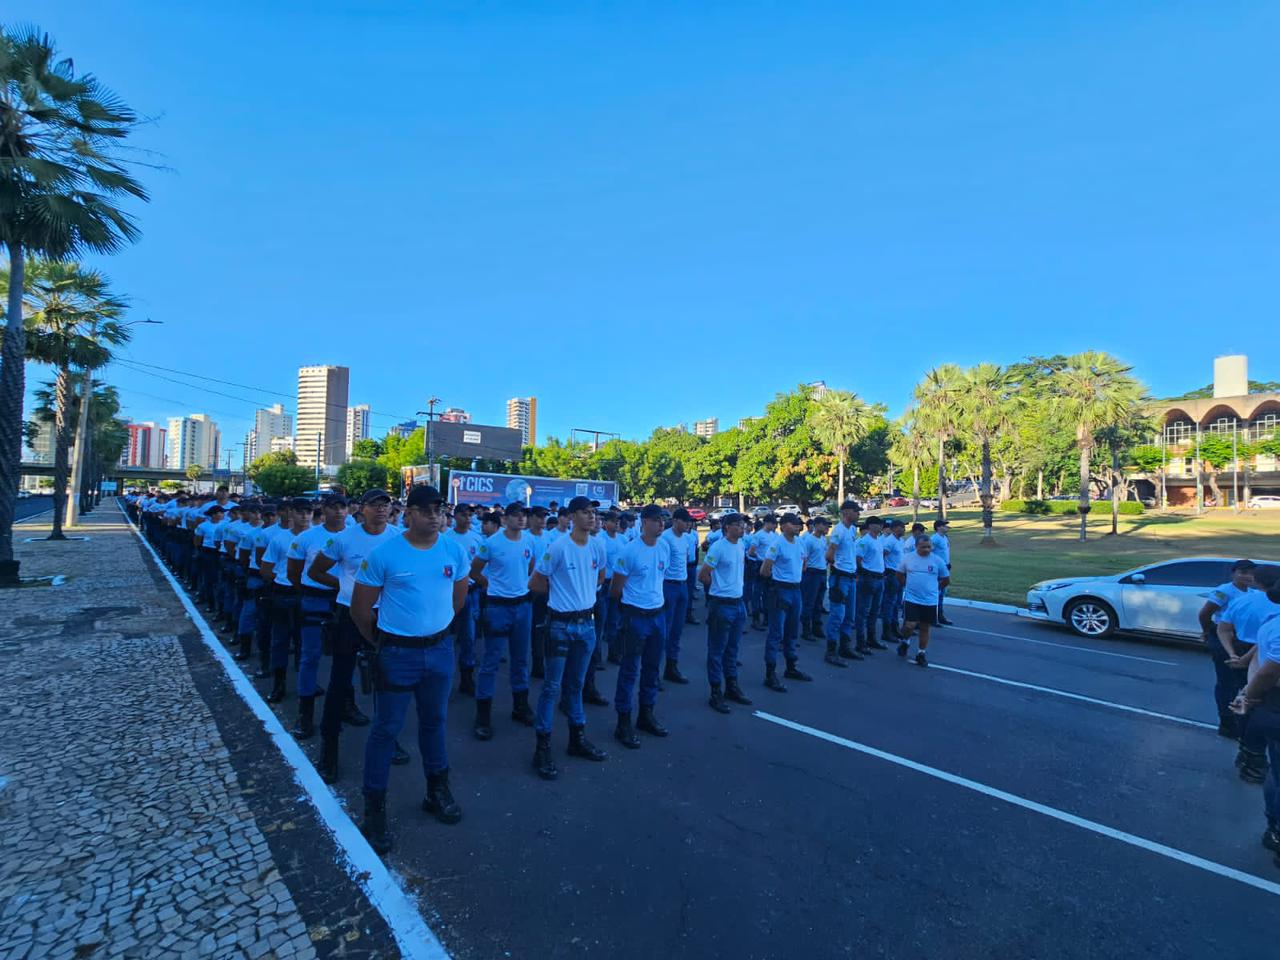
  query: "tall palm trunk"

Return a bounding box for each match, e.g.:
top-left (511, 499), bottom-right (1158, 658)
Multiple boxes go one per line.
top-left (1036, 468), bottom-right (1044, 501)
top-left (0, 242), bottom-right (25, 582)
top-left (1110, 445), bottom-right (1120, 536)
top-left (979, 438), bottom-right (994, 542)
top-left (937, 435), bottom-right (947, 520)
top-left (836, 449), bottom-right (846, 506)
top-left (912, 466), bottom-right (920, 523)
top-left (1077, 434), bottom-right (1091, 542)
top-left (49, 363), bottom-right (74, 540)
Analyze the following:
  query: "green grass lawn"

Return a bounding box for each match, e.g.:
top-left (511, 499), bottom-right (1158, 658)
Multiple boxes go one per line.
top-left (875, 508), bottom-right (1280, 606)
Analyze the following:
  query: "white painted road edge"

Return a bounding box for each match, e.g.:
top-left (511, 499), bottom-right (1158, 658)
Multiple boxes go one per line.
top-left (931, 662), bottom-right (1217, 730)
top-left (753, 710), bottom-right (1280, 899)
top-left (117, 502), bottom-right (450, 960)
top-left (944, 623), bottom-right (1179, 666)
top-left (945, 596), bottom-right (1029, 616)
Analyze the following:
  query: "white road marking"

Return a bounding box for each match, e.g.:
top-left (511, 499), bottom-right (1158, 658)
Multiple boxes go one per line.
top-left (754, 710), bottom-right (1280, 898)
top-left (930, 662), bottom-right (1216, 730)
top-left (945, 624), bottom-right (1178, 666)
top-left (119, 503), bottom-right (450, 960)
top-left (15, 508), bottom-right (53, 525)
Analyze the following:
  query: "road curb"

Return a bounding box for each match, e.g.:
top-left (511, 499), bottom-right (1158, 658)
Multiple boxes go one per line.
top-left (946, 597), bottom-right (1033, 617)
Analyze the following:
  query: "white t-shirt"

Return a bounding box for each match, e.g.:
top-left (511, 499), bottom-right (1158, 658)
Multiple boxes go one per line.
top-left (614, 537), bottom-right (674, 610)
top-left (536, 534), bottom-right (607, 613)
top-left (262, 525), bottom-right (303, 587)
top-left (355, 534), bottom-right (468, 638)
top-left (900, 550), bottom-right (950, 606)
top-left (702, 537), bottom-right (745, 599)
top-left (288, 524), bottom-right (346, 591)
top-left (321, 523), bottom-right (401, 606)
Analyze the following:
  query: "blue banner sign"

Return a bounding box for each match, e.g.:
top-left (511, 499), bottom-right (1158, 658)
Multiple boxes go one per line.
top-left (447, 470), bottom-right (619, 509)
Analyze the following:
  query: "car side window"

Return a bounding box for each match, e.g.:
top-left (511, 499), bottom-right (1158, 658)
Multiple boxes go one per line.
top-left (1137, 561), bottom-right (1232, 587)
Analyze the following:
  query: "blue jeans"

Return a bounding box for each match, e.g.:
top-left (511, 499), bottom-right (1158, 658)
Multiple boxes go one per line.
top-left (238, 574), bottom-right (263, 636)
top-left (537, 619), bottom-right (596, 732)
top-left (614, 608), bottom-right (665, 712)
top-left (594, 581), bottom-right (611, 648)
top-left (270, 590), bottom-right (299, 671)
top-left (854, 572), bottom-right (885, 639)
top-left (706, 597), bottom-right (745, 686)
top-left (1208, 632), bottom-right (1251, 723)
top-left (745, 560), bottom-right (762, 617)
top-left (479, 600), bottom-right (532, 700)
top-left (686, 562), bottom-right (699, 608)
top-left (298, 592), bottom-right (334, 696)
top-left (881, 573), bottom-right (902, 633)
top-left (453, 589), bottom-right (480, 668)
top-left (362, 639), bottom-right (454, 792)
top-left (825, 570), bottom-right (857, 645)
top-left (766, 584), bottom-right (802, 667)
top-left (800, 568), bottom-right (826, 627)
top-left (663, 579), bottom-right (689, 661)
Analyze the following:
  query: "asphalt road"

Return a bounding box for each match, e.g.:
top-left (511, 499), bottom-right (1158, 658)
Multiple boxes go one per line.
top-left (280, 600), bottom-right (1277, 960)
top-left (13, 495), bottom-right (53, 523)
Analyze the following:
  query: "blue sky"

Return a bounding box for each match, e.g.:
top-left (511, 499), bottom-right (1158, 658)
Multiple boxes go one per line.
top-left (17, 1), bottom-right (1280, 451)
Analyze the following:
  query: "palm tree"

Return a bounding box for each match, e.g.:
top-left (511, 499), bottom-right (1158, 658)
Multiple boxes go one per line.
top-left (960, 363), bottom-right (1012, 543)
top-left (34, 381), bottom-right (128, 514)
top-left (890, 416), bottom-right (932, 523)
top-left (0, 28), bottom-right (146, 581)
top-left (913, 364), bottom-right (965, 520)
top-left (810, 389), bottom-right (876, 506)
top-left (4, 260), bottom-right (129, 538)
top-left (1053, 352), bottom-right (1146, 542)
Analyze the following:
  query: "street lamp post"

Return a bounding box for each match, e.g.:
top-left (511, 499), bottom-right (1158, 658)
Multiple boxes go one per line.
top-left (68, 318), bottom-right (162, 528)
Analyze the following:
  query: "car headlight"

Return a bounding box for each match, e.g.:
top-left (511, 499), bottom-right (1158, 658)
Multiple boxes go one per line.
top-left (1031, 582), bottom-right (1074, 592)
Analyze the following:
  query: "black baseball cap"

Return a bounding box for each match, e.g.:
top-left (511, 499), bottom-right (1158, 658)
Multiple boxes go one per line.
top-left (360, 489), bottom-right (392, 504)
top-left (721, 512), bottom-right (746, 526)
top-left (640, 504), bottom-right (664, 521)
top-left (405, 485), bottom-right (444, 509)
top-left (530, 506), bottom-right (548, 518)
top-left (672, 507), bottom-right (693, 522)
top-left (841, 500), bottom-right (861, 512)
top-left (567, 495), bottom-right (593, 513)
top-left (322, 493), bottom-right (349, 507)
top-left (779, 512), bottom-right (802, 526)
top-left (503, 501), bottom-right (527, 517)
top-left (288, 498), bottom-right (312, 512)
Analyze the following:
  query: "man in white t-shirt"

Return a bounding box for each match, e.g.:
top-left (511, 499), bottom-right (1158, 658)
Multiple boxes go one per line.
top-left (896, 535), bottom-right (951, 668)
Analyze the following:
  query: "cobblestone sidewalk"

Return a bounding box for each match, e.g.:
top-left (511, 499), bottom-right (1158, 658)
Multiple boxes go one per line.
top-left (0, 508), bottom-right (403, 959)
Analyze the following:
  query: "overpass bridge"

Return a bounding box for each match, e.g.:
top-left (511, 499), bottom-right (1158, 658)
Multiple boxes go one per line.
top-left (20, 461), bottom-right (233, 484)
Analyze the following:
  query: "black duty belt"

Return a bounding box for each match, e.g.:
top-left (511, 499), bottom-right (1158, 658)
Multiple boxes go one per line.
top-left (377, 627), bottom-right (450, 649)
top-left (621, 603), bottom-right (664, 617)
top-left (488, 593), bottom-right (530, 607)
top-left (709, 595), bottom-right (743, 604)
top-left (831, 569), bottom-right (855, 577)
top-left (549, 608), bottom-right (594, 623)
top-left (772, 580), bottom-right (802, 589)
top-left (302, 585), bottom-right (338, 599)
top-left (858, 570), bottom-right (885, 579)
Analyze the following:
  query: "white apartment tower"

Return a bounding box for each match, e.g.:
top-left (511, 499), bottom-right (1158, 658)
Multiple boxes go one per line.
top-left (506, 396), bottom-right (538, 447)
top-left (694, 418), bottom-right (719, 438)
top-left (296, 365), bottom-right (350, 468)
top-left (346, 404), bottom-right (371, 457)
top-left (249, 403), bottom-right (293, 461)
top-left (166, 414), bottom-right (220, 471)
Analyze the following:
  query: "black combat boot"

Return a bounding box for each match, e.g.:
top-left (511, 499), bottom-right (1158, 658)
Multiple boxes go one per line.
top-left (361, 791), bottom-right (392, 854)
top-left (636, 704), bottom-right (668, 737)
top-left (824, 641), bottom-right (849, 667)
top-left (724, 678), bottom-right (753, 706)
top-left (708, 684), bottom-right (731, 714)
top-left (867, 623), bottom-right (888, 650)
top-left (234, 634), bottom-right (252, 661)
top-left (533, 732), bottom-right (559, 780)
top-left (663, 661), bottom-right (690, 685)
top-left (422, 769), bottom-right (463, 824)
top-left (838, 638), bottom-right (863, 661)
top-left (1238, 748), bottom-right (1268, 784)
top-left (266, 668), bottom-right (287, 704)
top-left (458, 665), bottom-right (476, 697)
top-left (511, 689), bottom-right (535, 726)
top-left (614, 711), bottom-right (641, 749)
top-left (391, 741), bottom-right (410, 765)
top-left (764, 665), bottom-right (787, 692)
top-left (567, 724), bottom-right (608, 761)
top-left (292, 695), bottom-right (316, 740)
top-left (607, 647), bottom-right (622, 665)
top-left (582, 671), bottom-right (610, 706)
top-left (342, 693), bottom-right (369, 727)
top-left (784, 658), bottom-right (813, 682)
top-left (474, 698), bottom-right (494, 741)
top-left (319, 736), bottom-right (339, 784)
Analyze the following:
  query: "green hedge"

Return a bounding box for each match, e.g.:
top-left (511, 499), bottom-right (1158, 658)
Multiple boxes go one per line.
top-left (1000, 498), bottom-right (1143, 516)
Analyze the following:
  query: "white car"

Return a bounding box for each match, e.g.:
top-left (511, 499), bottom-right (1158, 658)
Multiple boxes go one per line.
top-left (775, 504), bottom-right (802, 518)
top-left (1249, 496), bottom-right (1280, 509)
top-left (1026, 556), bottom-right (1279, 641)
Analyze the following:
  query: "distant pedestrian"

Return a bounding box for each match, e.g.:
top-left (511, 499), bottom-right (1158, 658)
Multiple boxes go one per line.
top-left (930, 519), bottom-right (953, 625)
top-left (896, 535), bottom-right (950, 667)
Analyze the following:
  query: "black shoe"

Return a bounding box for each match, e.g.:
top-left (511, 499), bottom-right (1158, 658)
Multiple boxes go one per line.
top-left (898, 641), bottom-right (909, 658)
top-left (824, 643), bottom-right (849, 668)
top-left (511, 690), bottom-right (535, 727)
top-left (764, 668), bottom-right (787, 693)
top-left (783, 660), bottom-right (813, 682)
top-left (685, 615), bottom-right (700, 626)
top-left (533, 732), bottom-right (559, 780)
top-left (319, 736), bottom-right (339, 785)
top-left (582, 678), bottom-right (610, 706)
top-left (724, 679), bottom-right (753, 706)
top-left (253, 666), bottom-right (271, 680)
top-left (1218, 717), bottom-right (1239, 739)
top-left (474, 698), bottom-right (494, 741)
top-left (915, 651), bottom-right (928, 667)
top-left (458, 666), bottom-right (476, 697)
top-left (342, 702), bottom-right (370, 727)
top-left (1263, 826), bottom-right (1280, 853)
top-left (663, 662), bottom-right (690, 685)
top-left (607, 649), bottom-right (622, 665)
top-left (1239, 751), bottom-right (1268, 784)
top-left (636, 704), bottom-right (668, 737)
top-left (361, 791), bottom-right (392, 854)
top-left (938, 617), bottom-right (954, 626)
top-left (838, 641), bottom-right (863, 661)
top-left (708, 685), bottom-right (731, 714)
top-left (233, 635), bottom-right (251, 660)
top-left (568, 724), bottom-right (608, 761)
top-left (422, 769), bottom-right (463, 824)
top-left (266, 668), bottom-right (287, 704)
top-left (292, 695), bottom-right (316, 740)
top-left (868, 639), bottom-right (889, 651)
top-left (751, 622), bottom-right (766, 632)
top-left (614, 711), bottom-right (641, 749)
top-left (391, 741), bottom-right (411, 765)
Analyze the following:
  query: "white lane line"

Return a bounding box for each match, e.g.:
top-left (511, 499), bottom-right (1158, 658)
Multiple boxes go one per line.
top-left (15, 508), bottom-right (53, 525)
top-left (753, 710), bottom-right (1280, 898)
top-left (930, 662), bottom-right (1216, 730)
top-left (945, 624), bottom-right (1178, 666)
top-left (118, 503), bottom-right (450, 960)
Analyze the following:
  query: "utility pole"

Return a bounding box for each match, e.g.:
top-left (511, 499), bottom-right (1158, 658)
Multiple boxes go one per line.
top-left (1232, 420), bottom-right (1240, 512)
top-left (315, 432), bottom-right (322, 487)
top-left (417, 397), bottom-right (441, 488)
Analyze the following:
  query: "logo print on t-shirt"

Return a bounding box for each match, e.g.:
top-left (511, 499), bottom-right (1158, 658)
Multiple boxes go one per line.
top-left (443, 565), bottom-right (454, 578)
top-left (523, 549), bottom-right (531, 559)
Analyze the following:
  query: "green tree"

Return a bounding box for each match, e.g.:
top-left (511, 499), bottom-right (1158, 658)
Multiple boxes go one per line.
top-left (254, 462), bottom-right (314, 498)
top-left (1196, 433), bottom-right (1240, 508)
top-left (336, 458), bottom-right (391, 498)
top-left (810, 389), bottom-right (876, 506)
top-left (0, 28), bottom-right (147, 581)
top-left (959, 363), bottom-right (1012, 543)
top-left (247, 448), bottom-right (298, 480)
top-left (913, 365), bottom-right (966, 520)
top-left (351, 437), bottom-right (383, 459)
top-left (1053, 352), bottom-right (1146, 541)
top-left (185, 463), bottom-right (203, 484)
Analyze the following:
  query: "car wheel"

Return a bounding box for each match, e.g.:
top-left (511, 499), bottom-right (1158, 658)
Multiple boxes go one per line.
top-left (1064, 598), bottom-right (1116, 639)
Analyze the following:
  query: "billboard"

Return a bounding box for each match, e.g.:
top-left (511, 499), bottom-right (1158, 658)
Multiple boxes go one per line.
top-left (448, 470), bottom-right (619, 509)
top-left (432, 421), bottom-right (523, 462)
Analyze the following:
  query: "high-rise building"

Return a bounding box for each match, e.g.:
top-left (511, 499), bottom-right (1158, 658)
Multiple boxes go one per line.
top-left (269, 435), bottom-right (296, 454)
top-left (123, 422), bottom-right (167, 469)
top-left (296, 365), bottom-right (349, 469)
top-left (249, 403), bottom-right (292, 461)
top-left (25, 414), bottom-right (56, 464)
top-left (440, 407), bottom-right (471, 424)
top-left (166, 414), bottom-right (220, 471)
top-left (389, 420), bottom-right (419, 438)
top-left (346, 403), bottom-right (371, 456)
top-left (807, 380), bottom-right (829, 399)
top-left (694, 418), bottom-right (719, 438)
top-left (506, 397), bottom-right (538, 447)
